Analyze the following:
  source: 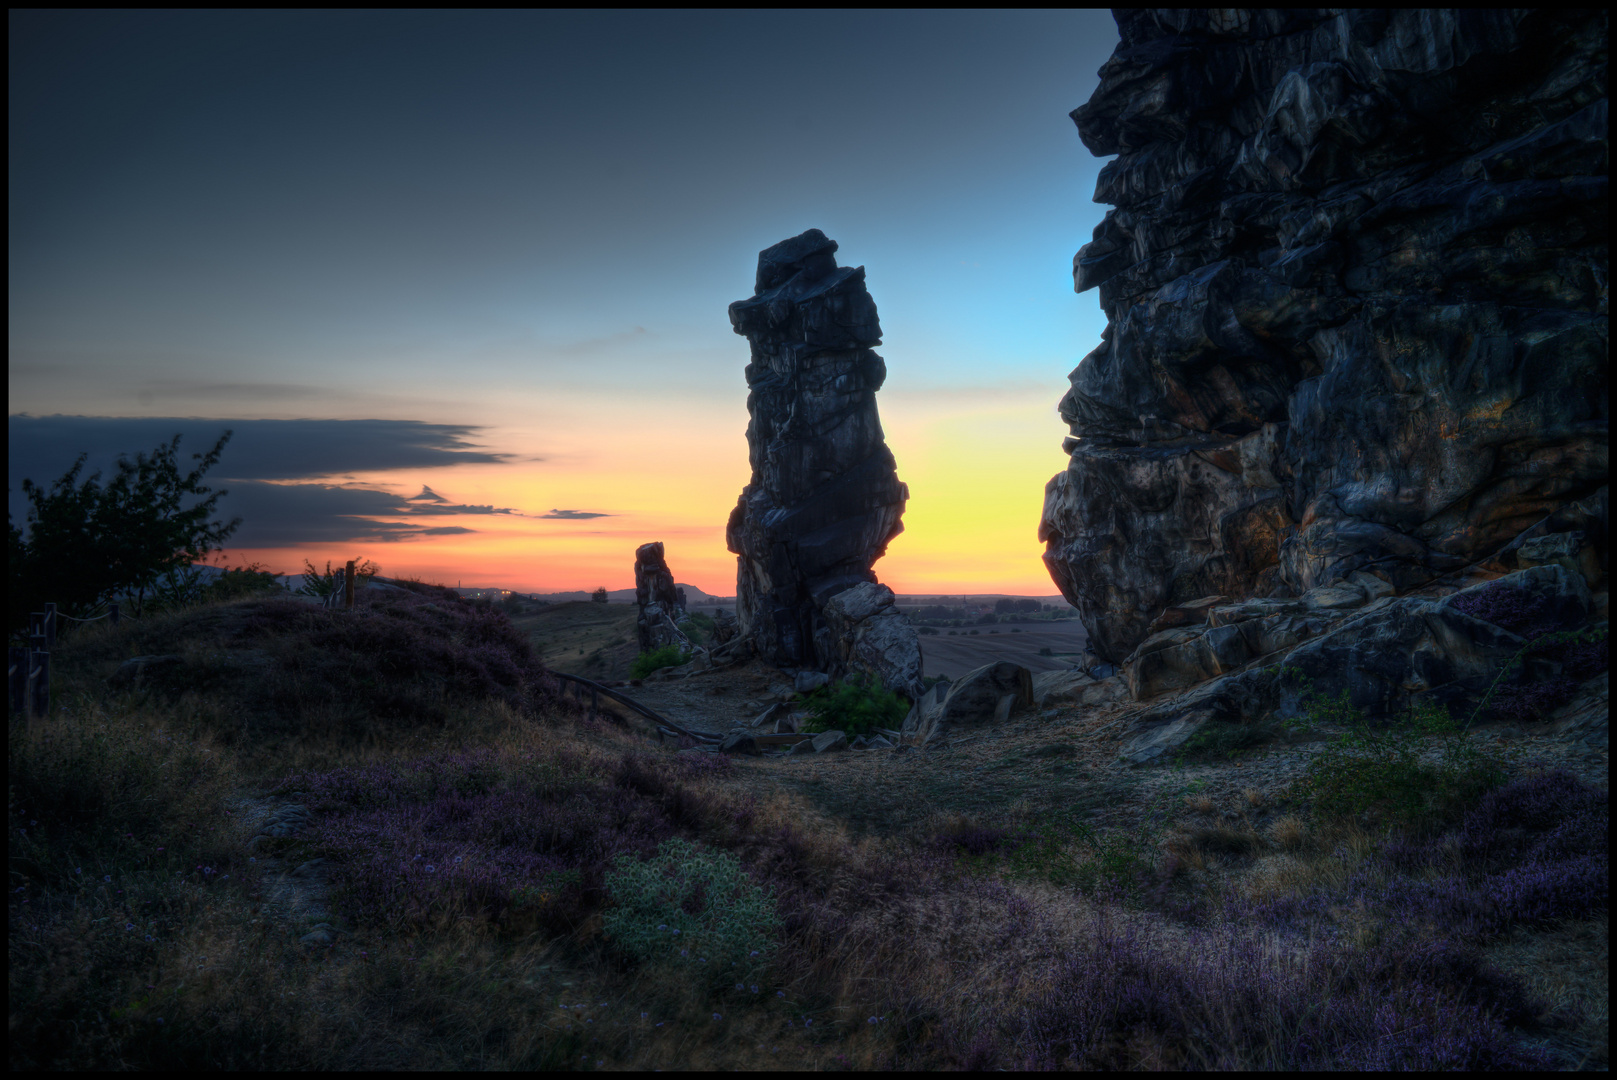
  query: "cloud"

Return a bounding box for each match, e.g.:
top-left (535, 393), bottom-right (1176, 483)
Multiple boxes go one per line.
top-left (194, 481), bottom-right (490, 545)
top-left (543, 508), bottom-right (612, 519)
top-left (7, 414), bottom-right (515, 485)
top-left (7, 415), bottom-right (530, 546)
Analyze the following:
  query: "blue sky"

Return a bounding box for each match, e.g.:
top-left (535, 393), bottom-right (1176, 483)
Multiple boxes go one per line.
top-left (9, 10), bottom-right (1120, 593)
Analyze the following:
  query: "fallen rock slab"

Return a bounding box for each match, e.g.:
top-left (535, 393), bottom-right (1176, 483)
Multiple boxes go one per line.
top-left (812, 730), bottom-right (848, 753)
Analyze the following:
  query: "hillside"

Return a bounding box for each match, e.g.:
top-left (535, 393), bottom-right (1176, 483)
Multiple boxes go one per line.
top-left (10, 584), bottom-right (1607, 1069)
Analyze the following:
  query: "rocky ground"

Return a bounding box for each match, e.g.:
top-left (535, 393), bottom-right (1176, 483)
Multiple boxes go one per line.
top-left (601, 659), bottom-right (1609, 844)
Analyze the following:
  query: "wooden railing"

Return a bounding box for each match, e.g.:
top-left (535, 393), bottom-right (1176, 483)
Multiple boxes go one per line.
top-left (548, 670), bottom-right (721, 745)
top-left (546, 670), bottom-right (817, 750)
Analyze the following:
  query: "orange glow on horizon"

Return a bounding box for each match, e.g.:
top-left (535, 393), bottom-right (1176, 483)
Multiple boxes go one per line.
top-left (213, 389), bottom-right (1073, 597)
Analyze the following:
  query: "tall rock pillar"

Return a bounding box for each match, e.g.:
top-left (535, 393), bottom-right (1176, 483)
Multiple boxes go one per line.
top-left (634, 542), bottom-right (695, 654)
top-left (726, 229), bottom-right (921, 695)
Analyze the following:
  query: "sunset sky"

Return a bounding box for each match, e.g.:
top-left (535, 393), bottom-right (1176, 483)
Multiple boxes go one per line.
top-left (9, 10), bottom-right (1119, 596)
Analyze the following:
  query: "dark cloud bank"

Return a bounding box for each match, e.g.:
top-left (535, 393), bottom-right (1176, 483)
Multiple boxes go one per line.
top-left (7, 415), bottom-right (532, 547)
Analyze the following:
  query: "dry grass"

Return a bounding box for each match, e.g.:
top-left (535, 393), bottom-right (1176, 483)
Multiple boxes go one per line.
top-left (9, 593), bottom-right (1609, 1070)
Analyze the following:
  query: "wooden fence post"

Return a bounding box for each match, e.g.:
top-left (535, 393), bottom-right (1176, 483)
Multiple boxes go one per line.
top-left (27, 650), bottom-right (50, 719)
top-left (28, 614), bottom-right (47, 654)
top-left (44, 603), bottom-right (57, 648)
top-left (8, 647), bottom-right (25, 715)
top-left (111, 602), bottom-right (120, 626)
top-left (345, 560), bottom-right (356, 610)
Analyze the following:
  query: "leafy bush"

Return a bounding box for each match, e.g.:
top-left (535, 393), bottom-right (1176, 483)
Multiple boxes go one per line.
top-left (10, 431), bottom-right (240, 629)
top-left (201, 563), bottom-right (287, 602)
top-left (1280, 685), bottom-right (1509, 836)
top-left (798, 674), bottom-right (909, 738)
top-left (602, 837), bottom-right (778, 974)
top-left (631, 645), bottom-right (691, 679)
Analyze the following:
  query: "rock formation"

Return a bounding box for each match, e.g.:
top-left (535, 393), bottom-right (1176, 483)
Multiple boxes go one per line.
top-left (1041, 9), bottom-right (1609, 664)
top-left (634, 542), bottom-right (696, 654)
top-left (727, 229), bottom-right (920, 696)
top-left (900, 660), bottom-right (1036, 747)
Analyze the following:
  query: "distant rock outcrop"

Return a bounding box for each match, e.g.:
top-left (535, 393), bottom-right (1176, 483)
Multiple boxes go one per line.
top-left (727, 229), bottom-right (918, 694)
top-left (634, 542), bottom-right (696, 654)
top-left (1041, 9), bottom-right (1609, 663)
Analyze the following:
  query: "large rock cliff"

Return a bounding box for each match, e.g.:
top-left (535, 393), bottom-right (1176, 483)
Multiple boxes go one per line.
top-left (727, 229), bottom-right (919, 693)
top-left (1041, 9), bottom-right (1608, 663)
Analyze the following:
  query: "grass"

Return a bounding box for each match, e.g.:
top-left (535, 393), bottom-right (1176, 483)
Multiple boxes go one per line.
top-left (9, 589), bottom-right (1608, 1069)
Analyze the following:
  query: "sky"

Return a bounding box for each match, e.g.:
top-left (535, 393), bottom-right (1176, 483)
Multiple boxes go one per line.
top-left (9, 10), bottom-right (1119, 596)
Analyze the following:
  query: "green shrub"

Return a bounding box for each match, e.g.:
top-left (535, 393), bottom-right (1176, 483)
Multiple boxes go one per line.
top-left (1170, 718), bottom-right (1278, 765)
top-left (989, 779), bottom-right (1203, 903)
top-left (630, 645), bottom-right (691, 679)
top-left (602, 837), bottom-right (778, 976)
top-left (1279, 678), bottom-right (1512, 836)
top-left (798, 674), bottom-right (909, 738)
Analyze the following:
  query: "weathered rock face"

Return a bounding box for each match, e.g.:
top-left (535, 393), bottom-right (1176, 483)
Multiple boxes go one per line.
top-left (900, 661), bottom-right (1035, 746)
top-left (727, 229), bottom-right (917, 684)
top-left (1114, 563), bottom-right (1600, 764)
top-left (1042, 9), bottom-right (1609, 663)
top-left (634, 542), bottom-right (694, 654)
top-left (820, 582), bottom-right (925, 699)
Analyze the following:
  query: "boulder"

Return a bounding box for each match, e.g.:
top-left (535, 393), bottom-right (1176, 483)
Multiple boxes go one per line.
top-left (1031, 668), bottom-right (1095, 706)
top-left (1041, 10), bottom-right (1608, 663)
top-left (1547, 673), bottom-right (1608, 748)
top-left (794, 670), bottom-right (831, 695)
top-left (820, 582), bottom-right (925, 700)
top-left (1031, 668), bottom-right (1128, 708)
top-left (720, 732), bottom-right (760, 755)
top-left (1123, 624), bottom-right (1252, 701)
top-left (749, 702), bottom-right (788, 729)
top-left (900, 662), bottom-right (1034, 745)
top-left (789, 738), bottom-right (816, 757)
top-left (1115, 564), bottom-right (1596, 764)
top-left (726, 229), bottom-right (913, 676)
top-left (298, 923), bottom-right (337, 947)
top-left (812, 730), bottom-right (849, 753)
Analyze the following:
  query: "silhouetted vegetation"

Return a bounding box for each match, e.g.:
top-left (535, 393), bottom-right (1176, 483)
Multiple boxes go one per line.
top-left (9, 432), bottom-right (240, 633)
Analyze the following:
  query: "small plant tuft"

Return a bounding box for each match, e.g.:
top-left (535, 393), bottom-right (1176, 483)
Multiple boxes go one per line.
top-left (602, 837), bottom-right (779, 976)
top-left (630, 645), bottom-right (692, 679)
